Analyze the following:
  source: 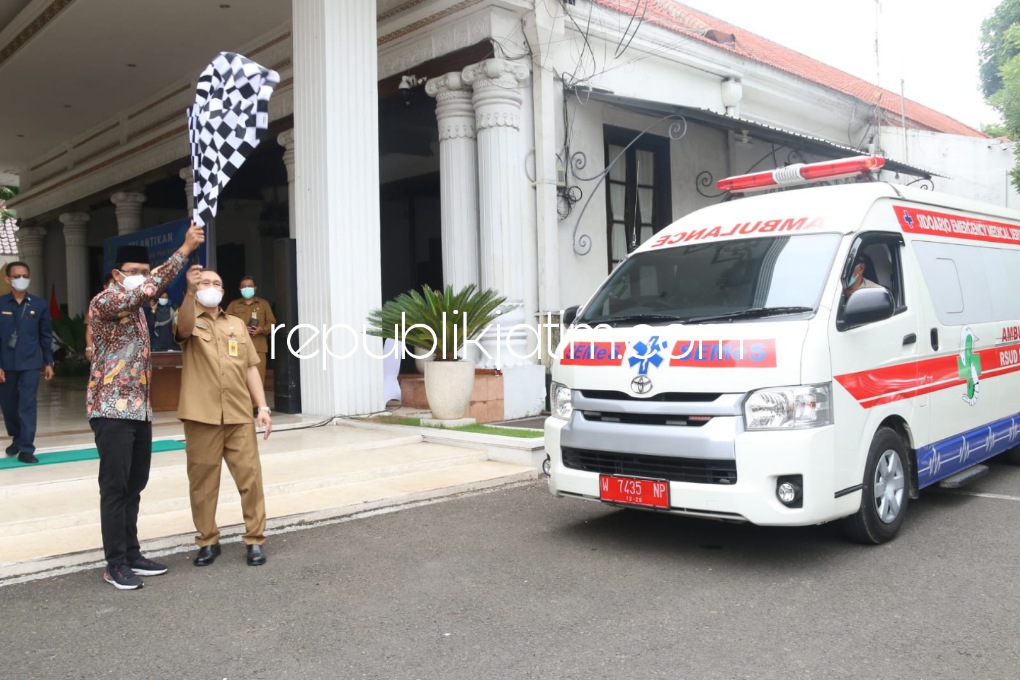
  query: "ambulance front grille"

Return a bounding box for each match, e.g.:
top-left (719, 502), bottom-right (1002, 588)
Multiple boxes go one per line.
top-left (580, 411), bottom-right (712, 427)
top-left (579, 390), bottom-right (721, 403)
top-left (562, 447), bottom-right (737, 485)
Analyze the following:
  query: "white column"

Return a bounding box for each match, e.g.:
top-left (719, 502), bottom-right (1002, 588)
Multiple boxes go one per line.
top-left (425, 73), bottom-right (479, 291)
top-left (293, 0), bottom-right (381, 416)
top-left (59, 212), bottom-right (90, 317)
top-left (179, 167), bottom-right (195, 215)
top-left (14, 226), bottom-right (47, 297)
top-left (524, 1), bottom-right (564, 318)
top-left (462, 58), bottom-right (531, 368)
top-left (277, 129), bottom-right (296, 239)
top-left (111, 191), bottom-right (146, 234)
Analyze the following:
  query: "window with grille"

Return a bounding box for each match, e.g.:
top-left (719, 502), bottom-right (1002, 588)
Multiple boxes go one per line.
top-left (603, 125), bottom-right (672, 272)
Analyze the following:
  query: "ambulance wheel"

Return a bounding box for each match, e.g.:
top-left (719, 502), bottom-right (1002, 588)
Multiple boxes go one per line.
top-left (841, 428), bottom-right (909, 545)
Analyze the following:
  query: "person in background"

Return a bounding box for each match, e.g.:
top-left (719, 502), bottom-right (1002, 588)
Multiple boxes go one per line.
top-left (87, 224), bottom-right (204, 590)
top-left (0, 262), bottom-right (54, 464)
top-left (176, 266), bottom-right (272, 568)
top-left (225, 275), bottom-right (276, 403)
top-left (148, 292), bottom-right (177, 352)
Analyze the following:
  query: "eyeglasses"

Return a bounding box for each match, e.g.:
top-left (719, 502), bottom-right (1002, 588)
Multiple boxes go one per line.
top-left (119, 268), bottom-right (150, 276)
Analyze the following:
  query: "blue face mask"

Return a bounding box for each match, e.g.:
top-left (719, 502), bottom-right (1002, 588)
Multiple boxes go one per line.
top-left (847, 273), bottom-right (858, 288)
top-left (240, 287), bottom-right (256, 300)
top-left (158, 298), bottom-right (169, 306)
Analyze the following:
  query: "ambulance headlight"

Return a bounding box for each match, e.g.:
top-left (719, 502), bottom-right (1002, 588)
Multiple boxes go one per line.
top-left (744, 383), bottom-right (832, 430)
top-left (550, 381), bottom-right (574, 420)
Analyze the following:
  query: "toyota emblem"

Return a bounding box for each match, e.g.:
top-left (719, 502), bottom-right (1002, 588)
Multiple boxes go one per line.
top-left (631, 375), bottom-right (653, 395)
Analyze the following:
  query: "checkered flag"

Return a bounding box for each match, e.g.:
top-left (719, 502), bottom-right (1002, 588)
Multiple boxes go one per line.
top-left (187, 52), bottom-right (280, 228)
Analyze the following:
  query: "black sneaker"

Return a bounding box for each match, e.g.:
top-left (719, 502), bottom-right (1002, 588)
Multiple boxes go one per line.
top-left (130, 556), bottom-right (168, 576)
top-left (5, 444), bottom-right (17, 456)
top-left (17, 452), bottom-right (38, 464)
top-left (103, 564), bottom-right (143, 590)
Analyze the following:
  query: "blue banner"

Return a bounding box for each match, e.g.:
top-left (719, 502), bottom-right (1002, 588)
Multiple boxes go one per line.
top-left (103, 218), bottom-right (205, 305)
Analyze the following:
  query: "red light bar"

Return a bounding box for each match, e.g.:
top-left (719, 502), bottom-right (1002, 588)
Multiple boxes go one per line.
top-left (716, 156), bottom-right (886, 193)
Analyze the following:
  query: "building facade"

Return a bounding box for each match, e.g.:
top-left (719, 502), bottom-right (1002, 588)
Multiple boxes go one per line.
top-left (2, 0), bottom-right (1013, 418)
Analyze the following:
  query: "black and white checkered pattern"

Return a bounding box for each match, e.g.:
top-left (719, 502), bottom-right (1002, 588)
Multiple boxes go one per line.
top-left (187, 52), bottom-right (280, 228)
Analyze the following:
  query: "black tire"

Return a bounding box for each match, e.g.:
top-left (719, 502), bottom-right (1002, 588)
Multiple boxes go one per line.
top-left (841, 427), bottom-right (910, 544)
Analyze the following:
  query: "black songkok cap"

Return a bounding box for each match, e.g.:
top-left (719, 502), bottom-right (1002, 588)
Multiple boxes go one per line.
top-left (114, 245), bottom-right (149, 266)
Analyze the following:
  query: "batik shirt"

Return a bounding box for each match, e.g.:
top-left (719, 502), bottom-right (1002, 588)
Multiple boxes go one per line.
top-left (86, 251), bottom-right (189, 421)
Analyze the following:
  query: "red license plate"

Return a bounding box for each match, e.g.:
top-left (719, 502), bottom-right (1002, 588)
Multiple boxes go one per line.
top-left (599, 475), bottom-right (670, 509)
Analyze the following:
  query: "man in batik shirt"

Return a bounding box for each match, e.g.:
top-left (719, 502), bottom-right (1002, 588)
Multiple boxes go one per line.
top-left (87, 223), bottom-right (204, 590)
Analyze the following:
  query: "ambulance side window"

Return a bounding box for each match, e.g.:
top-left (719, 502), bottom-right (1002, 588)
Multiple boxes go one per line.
top-left (858, 241), bottom-right (905, 310)
top-left (838, 236), bottom-right (906, 326)
top-left (913, 241), bottom-right (1020, 324)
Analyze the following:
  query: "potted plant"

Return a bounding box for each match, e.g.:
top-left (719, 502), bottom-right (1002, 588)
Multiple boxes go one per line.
top-left (367, 284), bottom-right (506, 420)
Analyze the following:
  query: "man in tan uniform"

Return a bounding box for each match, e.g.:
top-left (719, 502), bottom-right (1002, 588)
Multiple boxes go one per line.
top-left (176, 266), bottom-right (273, 567)
top-left (224, 275), bottom-right (276, 393)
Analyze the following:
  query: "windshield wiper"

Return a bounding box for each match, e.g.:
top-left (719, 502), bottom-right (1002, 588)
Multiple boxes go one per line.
top-left (685, 306), bottom-right (814, 324)
top-left (578, 314), bottom-right (684, 326)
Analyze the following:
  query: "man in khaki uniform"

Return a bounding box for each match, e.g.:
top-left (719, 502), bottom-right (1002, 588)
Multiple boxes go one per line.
top-left (224, 275), bottom-right (276, 392)
top-left (176, 266), bottom-right (273, 567)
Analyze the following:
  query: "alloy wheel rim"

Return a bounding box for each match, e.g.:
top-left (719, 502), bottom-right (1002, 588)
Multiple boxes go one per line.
top-left (873, 448), bottom-right (905, 524)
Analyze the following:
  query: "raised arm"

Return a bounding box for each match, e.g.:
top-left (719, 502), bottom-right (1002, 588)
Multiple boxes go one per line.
top-left (174, 265), bottom-right (203, 341)
top-left (91, 224), bottom-right (205, 322)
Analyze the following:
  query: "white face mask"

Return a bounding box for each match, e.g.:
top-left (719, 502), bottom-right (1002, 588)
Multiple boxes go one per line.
top-left (10, 277), bottom-right (30, 292)
top-left (158, 298), bottom-right (169, 306)
top-left (196, 288), bottom-right (224, 308)
top-left (119, 272), bottom-right (146, 291)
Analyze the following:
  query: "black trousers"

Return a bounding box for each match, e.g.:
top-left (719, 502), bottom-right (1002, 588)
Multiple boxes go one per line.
top-left (91, 418), bottom-right (152, 568)
top-left (0, 369), bottom-right (41, 455)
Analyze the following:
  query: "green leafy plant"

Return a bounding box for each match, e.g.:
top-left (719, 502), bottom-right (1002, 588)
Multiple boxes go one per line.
top-left (52, 315), bottom-right (90, 375)
top-left (366, 284), bottom-right (507, 361)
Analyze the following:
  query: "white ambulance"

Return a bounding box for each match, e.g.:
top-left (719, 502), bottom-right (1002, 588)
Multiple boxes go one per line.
top-left (546, 156), bottom-right (1020, 543)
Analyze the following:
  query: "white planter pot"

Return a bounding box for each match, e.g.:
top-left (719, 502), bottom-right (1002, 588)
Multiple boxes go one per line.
top-left (412, 346), bottom-right (434, 374)
top-left (423, 359), bottom-right (475, 420)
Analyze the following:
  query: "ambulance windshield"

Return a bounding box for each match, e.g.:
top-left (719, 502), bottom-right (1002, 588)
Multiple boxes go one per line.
top-left (578, 233), bottom-right (841, 327)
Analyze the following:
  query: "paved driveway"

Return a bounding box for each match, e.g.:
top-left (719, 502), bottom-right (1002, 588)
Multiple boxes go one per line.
top-left (3, 461), bottom-right (1018, 680)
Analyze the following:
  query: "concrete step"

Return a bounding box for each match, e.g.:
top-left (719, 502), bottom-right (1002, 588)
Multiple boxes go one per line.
top-left (0, 441), bottom-right (488, 537)
top-left (0, 459), bottom-right (536, 569)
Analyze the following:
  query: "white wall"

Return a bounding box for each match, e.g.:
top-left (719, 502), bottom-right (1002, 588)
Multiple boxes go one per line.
top-left (878, 127), bottom-right (1020, 210)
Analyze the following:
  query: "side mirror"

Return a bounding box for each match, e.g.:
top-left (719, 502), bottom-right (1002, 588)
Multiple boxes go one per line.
top-left (561, 305), bottom-right (580, 326)
top-left (843, 287), bottom-right (894, 328)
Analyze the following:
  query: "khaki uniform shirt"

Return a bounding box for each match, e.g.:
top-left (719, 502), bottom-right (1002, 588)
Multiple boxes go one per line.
top-left (176, 309), bottom-right (259, 425)
top-left (225, 296), bottom-right (276, 354)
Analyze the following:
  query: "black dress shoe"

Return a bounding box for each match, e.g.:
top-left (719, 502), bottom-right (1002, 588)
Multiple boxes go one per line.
top-left (246, 544), bottom-right (266, 566)
top-left (17, 452), bottom-right (38, 464)
top-left (193, 543), bottom-right (221, 567)
top-left (5, 444), bottom-right (18, 456)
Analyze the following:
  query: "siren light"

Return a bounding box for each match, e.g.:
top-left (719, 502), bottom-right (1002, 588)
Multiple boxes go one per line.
top-left (716, 156), bottom-right (886, 193)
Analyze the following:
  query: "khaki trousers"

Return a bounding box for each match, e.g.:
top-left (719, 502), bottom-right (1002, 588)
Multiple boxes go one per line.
top-left (182, 420), bottom-right (266, 547)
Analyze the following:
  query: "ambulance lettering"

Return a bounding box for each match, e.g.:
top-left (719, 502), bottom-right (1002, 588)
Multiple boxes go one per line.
top-left (560, 341), bottom-right (626, 366)
top-left (650, 218), bottom-right (824, 248)
top-left (895, 205), bottom-right (1020, 245)
top-left (668, 339), bottom-right (777, 367)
